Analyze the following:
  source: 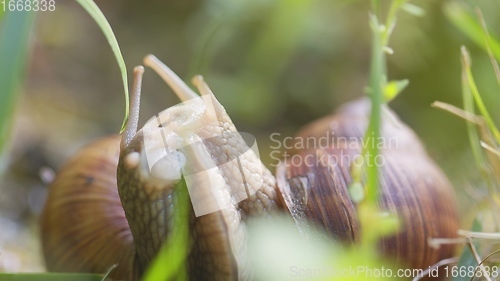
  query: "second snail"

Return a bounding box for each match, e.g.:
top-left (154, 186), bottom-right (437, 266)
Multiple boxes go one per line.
top-left (40, 55), bottom-right (458, 280)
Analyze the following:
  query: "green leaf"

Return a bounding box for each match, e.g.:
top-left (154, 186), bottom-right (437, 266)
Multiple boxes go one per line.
top-left (0, 10), bottom-right (35, 165)
top-left (445, 2), bottom-right (500, 61)
top-left (142, 179), bottom-right (190, 281)
top-left (384, 79), bottom-right (409, 102)
top-left (461, 50), bottom-right (488, 178)
top-left (0, 273), bottom-right (105, 281)
top-left (474, 8), bottom-right (500, 86)
top-left (359, 203), bottom-right (400, 248)
top-left (461, 46), bottom-right (500, 143)
top-left (74, 0), bottom-right (129, 133)
top-left (348, 182), bottom-right (364, 203)
top-left (401, 2), bottom-right (425, 17)
top-left (100, 264), bottom-right (118, 281)
top-left (452, 218), bottom-right (482, 281)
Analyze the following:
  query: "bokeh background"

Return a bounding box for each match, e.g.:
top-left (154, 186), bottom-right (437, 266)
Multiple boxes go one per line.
top-left (1, 0), bottom-right (499, 273)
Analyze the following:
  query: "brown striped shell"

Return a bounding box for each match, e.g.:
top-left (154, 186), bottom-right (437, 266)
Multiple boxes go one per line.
top-left (276, 98), bottom-right (459, 272)
top-left (40, 135), bottom-right (134, 280)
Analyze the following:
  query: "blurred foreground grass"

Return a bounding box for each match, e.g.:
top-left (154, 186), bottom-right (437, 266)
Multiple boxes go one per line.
top-left (0, 10), bottom-right (34, 171)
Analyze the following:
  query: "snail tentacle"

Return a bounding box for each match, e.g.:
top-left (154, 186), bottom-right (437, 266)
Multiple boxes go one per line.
top-left (122, 66), bottom-right (144, 149)
top-left (143, 54), bottom-right (198, 102)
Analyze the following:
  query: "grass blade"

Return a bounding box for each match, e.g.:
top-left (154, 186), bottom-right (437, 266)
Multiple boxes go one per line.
top-left (453, 218), bottom-right (482, 281)
top-left (142, 179), bottom-right (190, 281)
top-left (461, 50), bottom-right (488, 173)
top-left (431, 101), bottom-right (481, 125)
top-left (74, 0), bottom-right (129, 132)
top-left (475, 8), bottom-right (500, 85)
top-left (364, 13), bottom-right (385, 204)
top-left (0, 273), bottom-right (105, 281)
top-left (481, 141), bottom-right (500, 157)
top-left (445, 2), bottom-right (500, 61)
top-left (401, 2), bottom-right (425, 17)
top-left (461, 47), bottom-right (500, 143)
top-left (0, 10), bottom-right (35, 162)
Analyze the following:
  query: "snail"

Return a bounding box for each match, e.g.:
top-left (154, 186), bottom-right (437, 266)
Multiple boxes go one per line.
top-left (276, 99), bottom-right (458, 271)
top-left (40, 55), bottom-right (458, 280)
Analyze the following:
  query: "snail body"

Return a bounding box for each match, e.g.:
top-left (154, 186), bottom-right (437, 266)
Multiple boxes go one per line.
top-left (40, 55), bottom-right (458, 280)
top-left (41, 57), bottom-right (282, 281)
top-left (116, 62), bottom-right (280, 280)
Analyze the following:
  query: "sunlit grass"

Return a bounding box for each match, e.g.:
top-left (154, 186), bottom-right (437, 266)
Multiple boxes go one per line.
top-left (435, 3), bottom-right (500, 280)
top-left (73, 2), bottom-right (192, 280)
top-left (0, 10), bottom-right (35, 170)
top-left (74, 0), bottom-right (129, 133)
top-left (445, 2), bottom-right (500, 61)
top-left (142, 179), bottom-right (190, 281)
top-left (0, 273), bottom-right (105, 281)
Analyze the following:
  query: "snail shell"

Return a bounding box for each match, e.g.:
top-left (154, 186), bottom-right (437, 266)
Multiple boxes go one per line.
top-left (276, 98), bottom-right (459, 271)
top-left (40, 135), bottom-right (134, 279)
